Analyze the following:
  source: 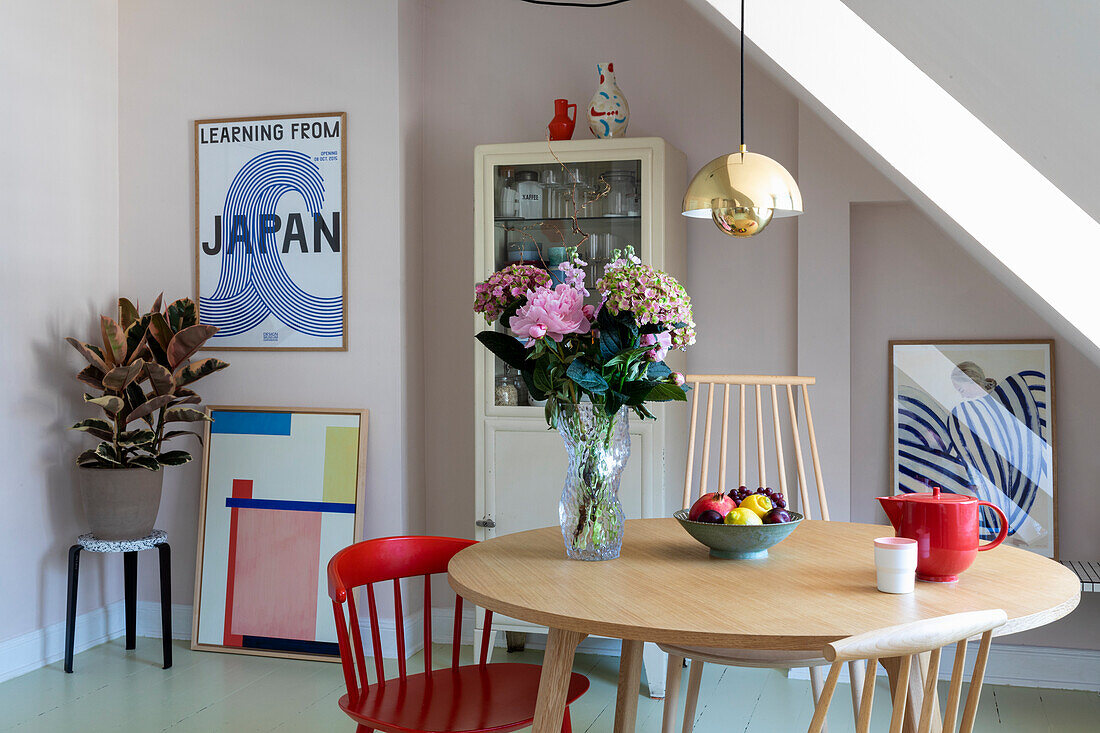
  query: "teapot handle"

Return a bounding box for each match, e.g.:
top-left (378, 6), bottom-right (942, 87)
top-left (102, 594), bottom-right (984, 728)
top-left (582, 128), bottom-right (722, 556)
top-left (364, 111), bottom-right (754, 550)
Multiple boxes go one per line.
top-left (567, 103), bottom-right (577, 123)
top-left (976, 501), bottom-right (1009, 551)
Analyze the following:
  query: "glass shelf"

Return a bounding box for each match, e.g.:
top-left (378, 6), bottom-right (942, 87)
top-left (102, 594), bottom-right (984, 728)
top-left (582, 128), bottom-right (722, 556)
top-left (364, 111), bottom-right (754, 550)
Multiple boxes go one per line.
top-left (495, 215), bottom-right (641, 224)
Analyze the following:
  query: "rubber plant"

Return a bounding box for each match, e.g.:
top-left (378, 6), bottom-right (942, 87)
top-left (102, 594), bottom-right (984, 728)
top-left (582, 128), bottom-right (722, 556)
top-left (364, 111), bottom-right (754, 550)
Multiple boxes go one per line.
top-left (68, 294), bottom-right (229, 470)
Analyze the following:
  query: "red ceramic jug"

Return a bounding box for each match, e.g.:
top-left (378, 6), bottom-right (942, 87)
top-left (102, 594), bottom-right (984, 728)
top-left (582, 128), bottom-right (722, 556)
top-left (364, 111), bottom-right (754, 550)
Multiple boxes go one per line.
top-left (548, 98), bottom-right (577, 141)
top-left (878, 487), bottom-right (1008, 582)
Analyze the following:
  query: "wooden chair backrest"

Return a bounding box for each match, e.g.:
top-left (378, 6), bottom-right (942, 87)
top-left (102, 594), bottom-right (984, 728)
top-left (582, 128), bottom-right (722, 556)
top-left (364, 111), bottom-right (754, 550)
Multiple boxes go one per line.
top-left (682, 375), bottom-right (829, 519)
top-left (809, 609), bottom-right (1008, 733)
top-left (326, 536), bottom-right (495, 706)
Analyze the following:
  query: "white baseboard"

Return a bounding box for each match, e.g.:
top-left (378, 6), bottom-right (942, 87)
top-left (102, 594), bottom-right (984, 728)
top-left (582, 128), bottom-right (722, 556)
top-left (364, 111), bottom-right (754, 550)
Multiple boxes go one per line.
top-left (0, 601), bottom-right (126, 684)
top-left (787, 643), bottom-right (1100, 692)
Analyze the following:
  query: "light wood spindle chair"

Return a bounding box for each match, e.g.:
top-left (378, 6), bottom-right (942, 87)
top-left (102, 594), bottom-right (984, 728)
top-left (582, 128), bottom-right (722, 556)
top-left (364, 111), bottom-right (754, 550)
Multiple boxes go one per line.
top-left (810, 609), bottom-right (1007, 733)
top-left (661, 375), bottom-right (862, 733)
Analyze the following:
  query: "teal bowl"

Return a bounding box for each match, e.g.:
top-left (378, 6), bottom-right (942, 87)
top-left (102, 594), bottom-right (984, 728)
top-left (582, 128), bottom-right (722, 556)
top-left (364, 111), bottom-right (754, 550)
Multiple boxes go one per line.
top-left (674, 509), bottom-right (803, 559)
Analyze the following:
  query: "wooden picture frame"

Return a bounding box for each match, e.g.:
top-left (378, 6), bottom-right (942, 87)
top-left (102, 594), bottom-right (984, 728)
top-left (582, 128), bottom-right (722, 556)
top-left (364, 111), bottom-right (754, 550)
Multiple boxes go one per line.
top-left (192, 405), bottom-right (368, 661)
top-left (194, 112), bottom-right (348, 351)
top-left (888, 339), bottom-right (1057, 559)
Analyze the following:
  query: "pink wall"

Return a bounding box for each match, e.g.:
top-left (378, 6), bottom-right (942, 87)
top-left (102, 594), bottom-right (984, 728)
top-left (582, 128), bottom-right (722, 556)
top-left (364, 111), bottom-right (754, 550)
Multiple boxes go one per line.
top-left (0, 0), bottom-right (120, 645)
top-left (418, 0), bottom-right (801, 543)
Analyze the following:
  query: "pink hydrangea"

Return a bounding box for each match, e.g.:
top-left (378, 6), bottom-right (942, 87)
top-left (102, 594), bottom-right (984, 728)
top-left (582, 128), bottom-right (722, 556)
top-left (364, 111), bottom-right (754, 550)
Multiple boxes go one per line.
top-left (509, 283), bottom-right (591, 345)
top-left (596, 248), bottom-right (696, 349)
top-left (640, 331), bottom-right (672, 361)
top-left (473, 264), bottom-right (551, 323)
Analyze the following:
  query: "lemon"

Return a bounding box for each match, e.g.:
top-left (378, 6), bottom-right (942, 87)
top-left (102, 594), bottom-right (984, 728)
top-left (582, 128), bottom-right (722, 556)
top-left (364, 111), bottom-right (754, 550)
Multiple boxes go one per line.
top-left (723, 507), bottom-right (763, 525)
top-left (738, 493), bottom-right (773, 518)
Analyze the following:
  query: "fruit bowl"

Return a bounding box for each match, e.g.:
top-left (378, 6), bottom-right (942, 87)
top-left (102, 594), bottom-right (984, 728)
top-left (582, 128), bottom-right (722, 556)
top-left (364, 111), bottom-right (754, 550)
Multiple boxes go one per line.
top-left (674, 509), bottom-right (803, 559)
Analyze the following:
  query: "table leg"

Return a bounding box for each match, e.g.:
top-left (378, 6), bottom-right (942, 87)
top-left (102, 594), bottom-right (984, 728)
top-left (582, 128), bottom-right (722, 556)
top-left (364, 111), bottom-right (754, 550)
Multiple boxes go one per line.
top-left (532, 627), bottom-right (586, 733)
top-left (883, 653), bottom-right (942, 733)
top-left (158, 543), bottom-right (172, 669)
top-left (64, 545), bottom-right (81, 673)
top-left (614, 639), bottom-right (644, 732)
top-left (124, 551), bottom-right (137, 650)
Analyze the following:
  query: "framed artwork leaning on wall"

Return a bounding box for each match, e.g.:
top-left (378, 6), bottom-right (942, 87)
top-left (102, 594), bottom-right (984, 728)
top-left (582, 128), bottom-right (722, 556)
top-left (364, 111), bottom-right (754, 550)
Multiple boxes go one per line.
top-left (192, 406), bottom-right (368, 661)
top-left (889, 340), bottom-right (1057, 559)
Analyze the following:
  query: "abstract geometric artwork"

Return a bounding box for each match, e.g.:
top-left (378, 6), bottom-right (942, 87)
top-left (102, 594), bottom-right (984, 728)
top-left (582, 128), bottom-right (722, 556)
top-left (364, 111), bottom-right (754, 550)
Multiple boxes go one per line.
top-left (194, 113), bottom-right (347, 350)
top-left (192, 407), bottom-right (367, 660)
top-left (890, 341), bottom-right (1057, 558)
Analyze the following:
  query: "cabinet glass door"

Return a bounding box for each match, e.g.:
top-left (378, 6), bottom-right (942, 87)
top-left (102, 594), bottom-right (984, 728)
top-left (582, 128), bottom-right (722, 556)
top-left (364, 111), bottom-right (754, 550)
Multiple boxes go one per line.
top-left (490, 158), bottom-right (643, 406)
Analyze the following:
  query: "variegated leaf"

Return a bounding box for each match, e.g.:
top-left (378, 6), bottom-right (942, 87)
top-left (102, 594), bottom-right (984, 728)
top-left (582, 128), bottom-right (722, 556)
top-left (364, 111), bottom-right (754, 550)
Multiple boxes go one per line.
top-left (66, 338), bottom-right (110, 373)
top-left (145, 362), bottom-right (175, 396)
top-left (100, 316), bottom-right (127, 366)
top-left (71, 418), bottom-right (115, 441)
top-left (156, 450), bottom-right (192, 466)
top-left (129, 455), bottom-right (161, 471)
top-left (118, 429), bottom-right (156, 447)
top-left (118, 298), bottom-right (140, 329)
top-left (77, 365), bottom-right (105, 390)
top-left (125, 394), bottom-right (173, 424)
top-left (102, 359), bottom-right (145, 391)
top-left (166, 298), bottom-right (197, 332)
top-left (83, 394), bottom-right (124, 414)
top-left (148, 312), bottom-right (173, 350)
top-left (163, 429), bottom-right (202, 445)
top-left (95, 443), bottom-right (122, 465)
top-left (164, 406), bottom-right (209, 423)
top-left (76, 449), bottom-right (101, 467)
top-left (167, 324), bottom-right (219, 369)
top-left (151, 292), bottom-right (164, 313)
top-left (176, 357), bottom-right (229, 386)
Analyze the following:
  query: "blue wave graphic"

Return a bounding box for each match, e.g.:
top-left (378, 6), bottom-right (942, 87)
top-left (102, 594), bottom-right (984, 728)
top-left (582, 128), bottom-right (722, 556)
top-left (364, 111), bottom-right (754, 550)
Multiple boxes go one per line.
top-left (202, 150), bottom-right (342, 339)
top-left (896, 373), bottom-right (1050, 541)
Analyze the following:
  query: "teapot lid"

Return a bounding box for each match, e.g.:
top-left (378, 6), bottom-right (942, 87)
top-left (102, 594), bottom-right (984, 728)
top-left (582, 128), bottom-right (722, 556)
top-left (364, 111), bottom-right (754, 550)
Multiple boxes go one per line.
top-left (906, 486), bottom-right (972, 503)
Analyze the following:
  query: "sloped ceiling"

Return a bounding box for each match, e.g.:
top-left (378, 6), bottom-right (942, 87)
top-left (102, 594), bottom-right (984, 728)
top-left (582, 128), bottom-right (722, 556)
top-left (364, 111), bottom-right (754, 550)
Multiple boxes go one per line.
top-left (689, 0), bottom-right (1100, 363)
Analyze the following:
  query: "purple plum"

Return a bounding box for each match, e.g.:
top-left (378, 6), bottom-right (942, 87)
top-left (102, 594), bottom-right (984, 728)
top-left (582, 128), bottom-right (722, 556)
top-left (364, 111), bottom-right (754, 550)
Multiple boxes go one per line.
top-left (763, 508), bottom-right (793, 524)
top-left (696, 509), bottom-right (725, 524)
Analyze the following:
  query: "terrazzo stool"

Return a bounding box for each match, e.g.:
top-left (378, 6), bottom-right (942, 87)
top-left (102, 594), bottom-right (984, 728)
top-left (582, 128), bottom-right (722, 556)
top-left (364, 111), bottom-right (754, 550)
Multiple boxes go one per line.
top-left (64, 530), bottom-right (172, 673)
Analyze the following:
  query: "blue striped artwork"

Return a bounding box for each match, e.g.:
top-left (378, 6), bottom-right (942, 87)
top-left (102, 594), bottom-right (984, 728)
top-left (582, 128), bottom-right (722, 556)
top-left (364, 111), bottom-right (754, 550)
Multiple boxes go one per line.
top-left (201, 150), bottom-right (342, 339)
top-left (896, 371), bottom-right (1052, 547)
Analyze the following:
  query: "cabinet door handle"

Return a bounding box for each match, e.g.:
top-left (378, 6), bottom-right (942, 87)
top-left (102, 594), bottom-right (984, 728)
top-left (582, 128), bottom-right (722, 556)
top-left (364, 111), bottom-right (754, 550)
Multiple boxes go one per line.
top-left (475, 518), bottom-right (496, 529)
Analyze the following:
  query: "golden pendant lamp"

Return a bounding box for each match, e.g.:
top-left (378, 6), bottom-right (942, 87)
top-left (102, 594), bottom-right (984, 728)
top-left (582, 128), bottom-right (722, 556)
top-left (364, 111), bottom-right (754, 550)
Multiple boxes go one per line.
top-left (682, 0), bottom-right (802, 237)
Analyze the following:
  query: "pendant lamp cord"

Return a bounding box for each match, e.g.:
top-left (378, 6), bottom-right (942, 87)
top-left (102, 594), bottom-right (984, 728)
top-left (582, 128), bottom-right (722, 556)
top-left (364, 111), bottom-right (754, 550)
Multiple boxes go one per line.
top-left (740, 0), bottom-right (746, 150)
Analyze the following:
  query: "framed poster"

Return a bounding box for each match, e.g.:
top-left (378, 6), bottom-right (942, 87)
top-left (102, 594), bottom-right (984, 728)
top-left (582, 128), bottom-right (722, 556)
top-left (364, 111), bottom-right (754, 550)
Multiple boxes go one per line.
top-left (192, 406), bottom-right (368, 661)
top-left (194, 112), bottom-right (347, 350)
top-left (889, 340), bottom-right (1057, 558)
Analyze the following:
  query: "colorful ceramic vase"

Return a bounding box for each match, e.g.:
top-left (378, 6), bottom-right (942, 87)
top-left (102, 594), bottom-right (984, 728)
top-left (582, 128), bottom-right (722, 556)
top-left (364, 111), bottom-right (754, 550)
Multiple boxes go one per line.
top-left (587, 62), bottom-right (629, 138)
top-left (548, 98), bottom-right (577, 141)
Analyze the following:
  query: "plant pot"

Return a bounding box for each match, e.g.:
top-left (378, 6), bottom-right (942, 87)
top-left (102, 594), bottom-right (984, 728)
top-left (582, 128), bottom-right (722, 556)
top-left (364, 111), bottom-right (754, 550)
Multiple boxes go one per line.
top-left (78, 467), bottom-right (164, 541)
top-left (557, 404), bottom-right (630, 561)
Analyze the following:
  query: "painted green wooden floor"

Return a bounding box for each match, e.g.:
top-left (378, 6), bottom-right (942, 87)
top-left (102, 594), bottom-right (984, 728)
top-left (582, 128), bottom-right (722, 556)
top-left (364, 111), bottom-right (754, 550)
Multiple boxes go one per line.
top-left (1, 639), bottom-right (1096, 731)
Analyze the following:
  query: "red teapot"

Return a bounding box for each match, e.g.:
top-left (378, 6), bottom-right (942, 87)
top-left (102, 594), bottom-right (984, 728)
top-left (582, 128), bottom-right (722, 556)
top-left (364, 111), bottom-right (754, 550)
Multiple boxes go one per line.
top-left (878, 487), bottom-right (1008, 582)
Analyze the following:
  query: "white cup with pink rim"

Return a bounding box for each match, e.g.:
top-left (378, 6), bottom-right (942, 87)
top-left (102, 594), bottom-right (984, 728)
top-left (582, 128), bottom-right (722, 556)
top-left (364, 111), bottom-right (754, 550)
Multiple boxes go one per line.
top-left (874, 536), bottom-right (918, 594)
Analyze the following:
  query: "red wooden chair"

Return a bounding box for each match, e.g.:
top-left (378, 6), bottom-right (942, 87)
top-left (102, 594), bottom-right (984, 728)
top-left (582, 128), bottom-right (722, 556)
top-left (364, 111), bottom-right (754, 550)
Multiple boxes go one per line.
top-left (327, 536), bottom-right (589, 733)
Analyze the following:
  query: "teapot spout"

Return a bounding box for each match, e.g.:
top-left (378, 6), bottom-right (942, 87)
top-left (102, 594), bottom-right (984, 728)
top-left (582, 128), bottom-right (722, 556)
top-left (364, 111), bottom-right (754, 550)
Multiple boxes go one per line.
top-left (877, 495), bottom-right (904, 532)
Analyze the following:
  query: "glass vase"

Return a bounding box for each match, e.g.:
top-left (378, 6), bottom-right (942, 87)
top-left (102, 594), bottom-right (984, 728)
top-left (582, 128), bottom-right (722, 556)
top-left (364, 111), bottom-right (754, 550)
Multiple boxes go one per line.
top-left (557, 403), bottom-right (630, 561)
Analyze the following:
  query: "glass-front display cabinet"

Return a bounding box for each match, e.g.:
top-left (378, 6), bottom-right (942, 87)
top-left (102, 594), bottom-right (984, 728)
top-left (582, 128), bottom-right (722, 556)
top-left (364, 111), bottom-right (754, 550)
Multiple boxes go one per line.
top-left (472, 138), bottom-right (687, 696)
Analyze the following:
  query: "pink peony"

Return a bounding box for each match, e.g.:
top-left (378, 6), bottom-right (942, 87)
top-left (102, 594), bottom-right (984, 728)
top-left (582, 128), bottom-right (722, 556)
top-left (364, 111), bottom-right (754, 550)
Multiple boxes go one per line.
top-left (671, 372), bottom-right (686, 386)
top-left (509, 283), bottom-right (591, 345)
top-left (640, 331), bottom-right (673, 361)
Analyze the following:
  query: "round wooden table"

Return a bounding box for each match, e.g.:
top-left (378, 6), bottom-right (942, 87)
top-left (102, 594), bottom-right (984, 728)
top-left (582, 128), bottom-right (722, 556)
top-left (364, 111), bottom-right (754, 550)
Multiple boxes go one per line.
top-left (448, 519), bottom-right (1080, 733)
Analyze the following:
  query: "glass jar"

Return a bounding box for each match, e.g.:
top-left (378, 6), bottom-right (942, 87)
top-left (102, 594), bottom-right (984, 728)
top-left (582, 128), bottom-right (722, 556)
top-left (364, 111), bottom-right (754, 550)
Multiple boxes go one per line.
top-left (601, 171), bottom-right (638, 217)
top-left (495, 365), bottom-right (528, 406)
top-left (514, 170), bottom-right (543, 219)
top-left (497, 166), bottom-right (517, 218)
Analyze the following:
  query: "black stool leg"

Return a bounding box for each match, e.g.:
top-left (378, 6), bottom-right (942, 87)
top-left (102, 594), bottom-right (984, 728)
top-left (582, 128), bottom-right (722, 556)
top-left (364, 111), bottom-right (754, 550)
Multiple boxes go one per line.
top-left (124, 551), bottom-right (137, 650)
top-left (158, 543), bottom-right (172, 669)
top-left (64, 545), bottom-right (81, 673)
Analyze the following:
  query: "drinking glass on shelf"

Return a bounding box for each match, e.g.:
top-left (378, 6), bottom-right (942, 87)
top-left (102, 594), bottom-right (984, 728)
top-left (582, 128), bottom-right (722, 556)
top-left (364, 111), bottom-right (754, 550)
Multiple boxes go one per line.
top-left (601, 171), bottom-right (638, 217)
